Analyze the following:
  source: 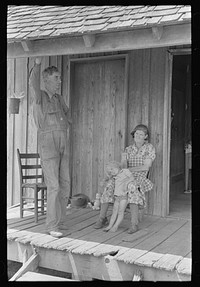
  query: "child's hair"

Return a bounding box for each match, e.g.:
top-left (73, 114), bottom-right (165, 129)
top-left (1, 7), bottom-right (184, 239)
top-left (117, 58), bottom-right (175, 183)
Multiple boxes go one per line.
top-left (42, 66), bottom-right (59, 79)
top-left (105, 161), bottom-right (121, 177)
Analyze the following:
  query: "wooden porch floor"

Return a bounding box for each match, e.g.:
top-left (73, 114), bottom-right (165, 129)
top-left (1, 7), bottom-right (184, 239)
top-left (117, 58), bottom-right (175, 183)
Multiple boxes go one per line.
top-left (7, 203), bottom-right (191, 281)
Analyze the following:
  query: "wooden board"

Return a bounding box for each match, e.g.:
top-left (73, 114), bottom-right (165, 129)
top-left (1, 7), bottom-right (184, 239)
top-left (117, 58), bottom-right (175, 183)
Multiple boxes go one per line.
top-left (70, 56), bottom-right (127, 200)
top-left (7, 59), bottom-right (15, 207)
top-left (17, 271), bottom-right (75, 281)
top-left (7, 205), bottom-right (191, 281)
top-left (105, 215), bottom-right (160, 246)
top-left (151, 221), bottom-right (191, 257)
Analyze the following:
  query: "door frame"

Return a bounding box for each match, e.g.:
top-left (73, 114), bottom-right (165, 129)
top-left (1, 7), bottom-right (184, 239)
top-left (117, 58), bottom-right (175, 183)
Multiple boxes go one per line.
top-left (68, 53), bottom-right (129, 197)
top-left (163, 47), bottom-right (191, 216)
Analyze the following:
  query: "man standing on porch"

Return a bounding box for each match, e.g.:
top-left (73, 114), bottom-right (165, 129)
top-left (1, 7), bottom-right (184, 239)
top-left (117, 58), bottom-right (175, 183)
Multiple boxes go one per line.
top-left (29, 57), bottom-right (72, 238)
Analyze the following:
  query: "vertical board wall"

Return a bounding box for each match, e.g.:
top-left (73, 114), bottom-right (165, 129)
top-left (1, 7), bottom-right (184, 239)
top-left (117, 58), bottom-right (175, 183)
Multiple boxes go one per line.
top-left (127, 48), bottom-right (167, 216)
top-left (7, 49), bottom-right (168, 216)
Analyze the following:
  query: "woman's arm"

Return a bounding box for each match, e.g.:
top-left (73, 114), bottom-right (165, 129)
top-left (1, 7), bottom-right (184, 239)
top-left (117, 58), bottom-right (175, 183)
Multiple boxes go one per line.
top-left (129, 158), bottom-right (153, 172)
top-left (121, 152), bottom-right (128, 168)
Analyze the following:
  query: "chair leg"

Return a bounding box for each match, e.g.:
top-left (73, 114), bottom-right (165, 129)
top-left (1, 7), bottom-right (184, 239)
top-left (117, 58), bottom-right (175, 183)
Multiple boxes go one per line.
top-left (41, 189), bottom-right (44, 215)
top-left (20, 188), bottom-right (23, 218)
top-left (34, 186), bottom-right (38, 223)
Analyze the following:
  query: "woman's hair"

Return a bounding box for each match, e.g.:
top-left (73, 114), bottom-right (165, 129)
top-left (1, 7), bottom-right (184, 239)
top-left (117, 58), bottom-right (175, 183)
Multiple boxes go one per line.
top-left (130, 124), bottom-right (150, 140)
top-left (42, 66), bottom-right (59, 79)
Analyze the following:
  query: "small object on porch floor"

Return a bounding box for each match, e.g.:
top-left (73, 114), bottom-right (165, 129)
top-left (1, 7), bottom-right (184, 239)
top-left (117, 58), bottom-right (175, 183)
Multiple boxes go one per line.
top-left (87, 202), bottom-right (93, 208)
top-left (70, 193), bottom-right (90, 208)
top-left (93, 217), bottom-right (109, 229)
top-left (92, 193), bottom-right (101, 210)
top-left (127, 225), bottom-right (139, 234)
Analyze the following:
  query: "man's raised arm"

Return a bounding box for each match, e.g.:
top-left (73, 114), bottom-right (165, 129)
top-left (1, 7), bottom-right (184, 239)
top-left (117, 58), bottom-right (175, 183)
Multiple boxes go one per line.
top-left (29, 57), bottom-right (42, 104)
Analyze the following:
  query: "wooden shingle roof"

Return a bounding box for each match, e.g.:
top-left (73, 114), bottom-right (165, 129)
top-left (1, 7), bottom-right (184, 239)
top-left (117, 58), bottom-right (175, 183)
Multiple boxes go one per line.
top-left (7, 5), bottom-right (191, 42)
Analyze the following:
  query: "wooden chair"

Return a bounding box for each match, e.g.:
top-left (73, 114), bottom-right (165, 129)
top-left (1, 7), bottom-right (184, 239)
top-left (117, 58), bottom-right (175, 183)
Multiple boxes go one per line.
top-left (17, 149), bottom-right (47, 223)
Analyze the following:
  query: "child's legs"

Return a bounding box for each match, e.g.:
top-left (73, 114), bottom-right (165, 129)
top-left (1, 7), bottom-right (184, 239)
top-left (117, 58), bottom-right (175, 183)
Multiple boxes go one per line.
top-left (112, 198), bottom-right (127, 229)
top-left (106, 199), bottom-right (120, 228)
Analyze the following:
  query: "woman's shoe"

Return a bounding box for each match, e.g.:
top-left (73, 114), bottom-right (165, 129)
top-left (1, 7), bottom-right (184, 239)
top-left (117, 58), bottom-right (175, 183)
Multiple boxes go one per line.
top-left (93, 217), bottom-right (109, 229)
top-left (127, 225), bottom-right (139, 234)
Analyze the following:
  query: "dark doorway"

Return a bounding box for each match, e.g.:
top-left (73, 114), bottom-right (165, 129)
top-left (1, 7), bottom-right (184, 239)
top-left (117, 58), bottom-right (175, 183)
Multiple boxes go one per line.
top-left (169, 54), bottom-right (191, 218)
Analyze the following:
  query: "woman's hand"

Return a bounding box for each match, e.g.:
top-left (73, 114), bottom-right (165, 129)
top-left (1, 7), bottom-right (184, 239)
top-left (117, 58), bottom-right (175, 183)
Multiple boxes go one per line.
top-left (121, 152), bottom-right (127, 168)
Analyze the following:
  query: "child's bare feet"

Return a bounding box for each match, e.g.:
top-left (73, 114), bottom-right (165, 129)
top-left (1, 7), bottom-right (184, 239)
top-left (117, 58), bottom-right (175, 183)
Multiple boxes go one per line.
top-left (103, 226), bottom-right (111, 232)
top-left (109, 225), bottom-right (118, 232)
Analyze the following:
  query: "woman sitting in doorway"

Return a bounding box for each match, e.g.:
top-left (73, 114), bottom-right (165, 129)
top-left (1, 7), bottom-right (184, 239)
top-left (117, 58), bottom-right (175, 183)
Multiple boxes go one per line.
top-left (93, 124), bottom-right (156, 234)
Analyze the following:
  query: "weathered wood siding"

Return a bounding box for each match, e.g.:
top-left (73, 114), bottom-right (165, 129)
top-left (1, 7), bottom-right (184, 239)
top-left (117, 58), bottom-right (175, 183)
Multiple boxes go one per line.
top-left (127, 48), bottom-right (167, 215)
top-left (70, 57), bottom-right (127, 199)
top-left (7, 58), bottom-right (28, 205)
top-left (7, 56), bottom-right (68, 207)
top-left (7, 48), bottom-right (168, 216)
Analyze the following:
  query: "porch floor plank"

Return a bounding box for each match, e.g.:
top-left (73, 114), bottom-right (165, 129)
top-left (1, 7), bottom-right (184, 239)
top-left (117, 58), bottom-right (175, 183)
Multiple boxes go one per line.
top-left (132, 218), bottom-right (188, 251)
top-left (151, 221), bottom-right (191, 257)
top-left (105, 215), bottom-right (160, 246)
top-left (116, 217), bottom-right (177, 248)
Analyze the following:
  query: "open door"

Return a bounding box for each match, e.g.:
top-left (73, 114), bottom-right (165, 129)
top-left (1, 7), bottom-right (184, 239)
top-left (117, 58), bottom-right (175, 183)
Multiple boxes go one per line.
top-left (169, 53), bottom-right (191, 218)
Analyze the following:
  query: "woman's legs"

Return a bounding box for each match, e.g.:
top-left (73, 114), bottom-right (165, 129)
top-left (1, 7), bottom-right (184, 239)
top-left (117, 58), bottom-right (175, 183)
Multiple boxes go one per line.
top-left (128, 203), bottom-right (139, 234)
top-left (109, 198), bottom-right (127, 232)
top-left (93, 202), bottom-right (109, 229)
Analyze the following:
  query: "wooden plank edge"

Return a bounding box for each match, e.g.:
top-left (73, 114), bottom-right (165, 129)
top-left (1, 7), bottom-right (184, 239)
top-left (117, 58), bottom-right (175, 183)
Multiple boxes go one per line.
top-left (9, 252), bottom-right (39, 281)
top-left (16, 271), bottom-right (77, 281)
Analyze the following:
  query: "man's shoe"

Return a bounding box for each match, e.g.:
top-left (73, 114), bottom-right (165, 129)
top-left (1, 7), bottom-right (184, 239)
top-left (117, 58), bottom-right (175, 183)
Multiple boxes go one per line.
top-left (93, 217), bottom-right (108, 229)
top-left (49, 230), bottom-right (63, 238)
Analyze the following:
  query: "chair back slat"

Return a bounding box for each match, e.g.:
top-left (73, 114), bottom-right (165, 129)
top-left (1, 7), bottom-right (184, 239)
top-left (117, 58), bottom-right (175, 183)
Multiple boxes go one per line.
top-left (22, 175), bottom-right (43, 180)
top-left (18, 153), bottom-right (40, 159)
top-left (21, 164), bottom-right (42, 169)
top-left (17, 149), bottom-right (44, 184)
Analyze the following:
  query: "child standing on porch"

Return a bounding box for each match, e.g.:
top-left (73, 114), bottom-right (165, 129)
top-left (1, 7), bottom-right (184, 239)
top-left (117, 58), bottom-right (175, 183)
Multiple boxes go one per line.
top-left (101, 161), bottom-right (138, 232)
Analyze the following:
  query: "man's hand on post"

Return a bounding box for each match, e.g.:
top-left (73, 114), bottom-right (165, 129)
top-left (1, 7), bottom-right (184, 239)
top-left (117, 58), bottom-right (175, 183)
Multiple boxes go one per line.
top-left (35, 57), bottom-right (42, 65)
